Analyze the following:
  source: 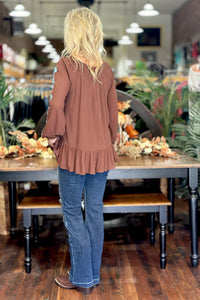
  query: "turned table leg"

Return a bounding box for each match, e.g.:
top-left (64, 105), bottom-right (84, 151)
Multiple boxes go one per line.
top-left (150, 213), bottom-right (155, 245)
top-left (189, 168), bottom-right (199, 268)
top-left (159, 223), bottom-right (167, 269)
top-left (23, 210), bottom-right (32, 273)
top-left (159, 206), bottom-right (168, 269)
top-left (168, 178), bottom-right (175, 234)
top-left (8, 182), bottom-right (17, 238)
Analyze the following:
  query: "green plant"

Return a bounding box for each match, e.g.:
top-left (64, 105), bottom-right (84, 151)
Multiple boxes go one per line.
top-left (168, 94), bottom-right (200, 197)
top-left (127, 78), bottom-right (189, 137)
top-left (0, 68), bottom-right (35, 147)
top-left (169, 95), bottom-right (200, 159)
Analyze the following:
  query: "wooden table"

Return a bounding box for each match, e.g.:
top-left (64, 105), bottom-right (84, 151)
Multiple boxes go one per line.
top-left (0, 153), bottom-right (199, 267)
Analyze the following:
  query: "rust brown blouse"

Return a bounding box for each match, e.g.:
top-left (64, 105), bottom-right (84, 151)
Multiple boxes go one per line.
top-left (42, 56), bottom-right (118, 175)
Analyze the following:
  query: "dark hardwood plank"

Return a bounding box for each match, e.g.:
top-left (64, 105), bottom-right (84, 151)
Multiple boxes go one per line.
top-left (0, 198), bottom-right (200, 300)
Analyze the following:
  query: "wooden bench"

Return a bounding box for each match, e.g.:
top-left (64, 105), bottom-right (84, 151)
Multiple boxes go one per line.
top-left (18, 193), bottom-right (171, 273)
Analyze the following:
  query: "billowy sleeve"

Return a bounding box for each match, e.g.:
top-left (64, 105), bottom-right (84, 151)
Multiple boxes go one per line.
top-left (107, 72), bottom-right (118, 144)
top-left (42, 58), bottom-right (71, 138)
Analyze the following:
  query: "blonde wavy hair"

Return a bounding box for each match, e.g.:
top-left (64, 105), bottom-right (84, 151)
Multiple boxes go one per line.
top-left (62, 7), bottom-right (105, 81)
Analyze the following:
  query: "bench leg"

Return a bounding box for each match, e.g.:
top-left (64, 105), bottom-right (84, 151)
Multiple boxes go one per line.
top-left (23, 210), bottom-right (32, 273)
top-left (33, 215), bottom-right (39, 249)
top-left (150, 213), bottom-right (155, 245)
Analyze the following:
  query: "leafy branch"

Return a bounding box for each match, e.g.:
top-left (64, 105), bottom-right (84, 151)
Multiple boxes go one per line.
top-left (0, 68), bottom-right (35, 147)
top-left (127, 78), bottom-right (189, 137)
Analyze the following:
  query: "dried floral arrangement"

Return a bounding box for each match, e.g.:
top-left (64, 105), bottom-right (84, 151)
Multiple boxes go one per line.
top-left (0, 130), bottom-right (54, 160)
top-left (116, 99), bottom-right (178, 159)
top-left (116, 136), bottom-right (179, 159)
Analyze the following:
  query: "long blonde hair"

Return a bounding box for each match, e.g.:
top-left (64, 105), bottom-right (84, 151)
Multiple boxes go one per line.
top-left (62, 7), bottom-right (105, 81)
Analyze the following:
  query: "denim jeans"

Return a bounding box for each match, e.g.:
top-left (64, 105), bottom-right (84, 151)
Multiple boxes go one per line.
top-left (58, 166), bottom-right (108, 288)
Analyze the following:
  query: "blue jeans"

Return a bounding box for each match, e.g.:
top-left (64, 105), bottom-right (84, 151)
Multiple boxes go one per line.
top-left (58, 166), bottom-right (108, 288)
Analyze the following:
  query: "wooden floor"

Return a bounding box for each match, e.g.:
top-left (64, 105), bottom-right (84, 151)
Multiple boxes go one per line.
top-left (0, 197), bottom-right (200, 300)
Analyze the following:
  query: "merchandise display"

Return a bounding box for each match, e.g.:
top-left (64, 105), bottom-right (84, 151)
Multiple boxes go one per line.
top-left (0, 44), bottom-right (26, 77)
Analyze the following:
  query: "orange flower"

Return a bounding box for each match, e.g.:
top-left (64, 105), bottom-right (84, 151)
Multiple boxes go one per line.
top-left (125, 125), bottom-right (139, 139)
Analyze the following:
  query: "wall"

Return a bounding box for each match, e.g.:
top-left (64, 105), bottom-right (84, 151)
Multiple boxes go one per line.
top-left (173, 0), bottom-right (200, 47)
top-left (114, 14), bottom-right (172, 77)
top-left (0, 3), bottom-right (35, 55)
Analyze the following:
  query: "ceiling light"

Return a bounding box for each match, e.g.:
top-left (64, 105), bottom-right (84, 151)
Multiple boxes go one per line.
top-left (138, 3), bottom-right (159, 17)
top-left (24, 23), bottom-right (42, 35)
top-left (35, 36), bottom-right (50, 46)
top-left (126, 23), bottom-right (144, 34)
top-left (9, 4), bottom-right (31, 18)
top-left (47, 52), bottom-right (58, 59)
top-left (51, 56), bottom-right (60, 64)
top-left (118, 35), bottom-right (133, 45)
top-left (42, 45), bottom-right (54, 53)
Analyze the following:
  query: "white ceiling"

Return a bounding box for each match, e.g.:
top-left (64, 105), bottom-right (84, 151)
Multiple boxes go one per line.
top-left (3, 0), bottom-right (189, 40)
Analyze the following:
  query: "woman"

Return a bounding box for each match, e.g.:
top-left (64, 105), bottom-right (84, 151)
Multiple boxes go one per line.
top-left (42, 7), bottom-right (118, 294)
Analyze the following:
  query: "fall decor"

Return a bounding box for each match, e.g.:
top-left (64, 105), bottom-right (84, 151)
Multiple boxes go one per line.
top-left (117, 136), bottom-right (178, 159)
top-left (0, 130), bottom-right (54, 159)
top-left (124, 124), bottom-right (139, 139)
top-left (117, 99), bottom-right (139, 146)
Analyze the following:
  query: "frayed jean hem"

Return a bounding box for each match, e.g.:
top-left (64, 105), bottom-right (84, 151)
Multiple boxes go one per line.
top-left (69, 276), bottom-right (100, 288)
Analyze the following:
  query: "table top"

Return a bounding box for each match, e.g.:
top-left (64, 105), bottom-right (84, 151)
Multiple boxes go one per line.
top-left (0, 153), bottom-right (200, 172)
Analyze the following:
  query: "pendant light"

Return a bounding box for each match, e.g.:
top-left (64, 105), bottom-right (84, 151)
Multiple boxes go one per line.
top-left (24, 2), bottom-right (42, 35)
top-left (118, 2), bottom-right (133, 46)
top-left (118, 35), bottom-right (133, 45)
top-left (35, 36), bottom-right (50, 46)
top-left (24, 23), bottom-right (42, 35)
top-left (137, 2), bottom-right (159, 17)
top-left (126, 23), bottom-right (143, 34)
top-left (42, 44), bottom-right (55, 53)
top-left (51, 55), bottom-right (60, 64)
top-left (9, 4), bottom-right (31, 18)
top-left (47, 52), bottom-right (58, 59)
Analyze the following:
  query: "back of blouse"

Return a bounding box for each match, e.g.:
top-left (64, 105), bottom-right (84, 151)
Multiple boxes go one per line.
top-left (42, 56), bottom-right (118, 175)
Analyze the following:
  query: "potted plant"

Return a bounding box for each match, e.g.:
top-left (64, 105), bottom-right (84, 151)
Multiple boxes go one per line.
top-left (0, 68), bottom-right (35, 147)
top-left (127, 76), bottom-right (189, 137)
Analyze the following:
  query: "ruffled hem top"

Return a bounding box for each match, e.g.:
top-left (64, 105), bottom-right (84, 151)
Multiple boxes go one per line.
top-left (42, 56), bottom-right (119, 175)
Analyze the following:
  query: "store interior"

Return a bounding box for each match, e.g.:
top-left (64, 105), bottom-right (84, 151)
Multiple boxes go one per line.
top-left (0, 0), bottom-right (198, 77)
top-left (0, 0), bottom-right (200, 299)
